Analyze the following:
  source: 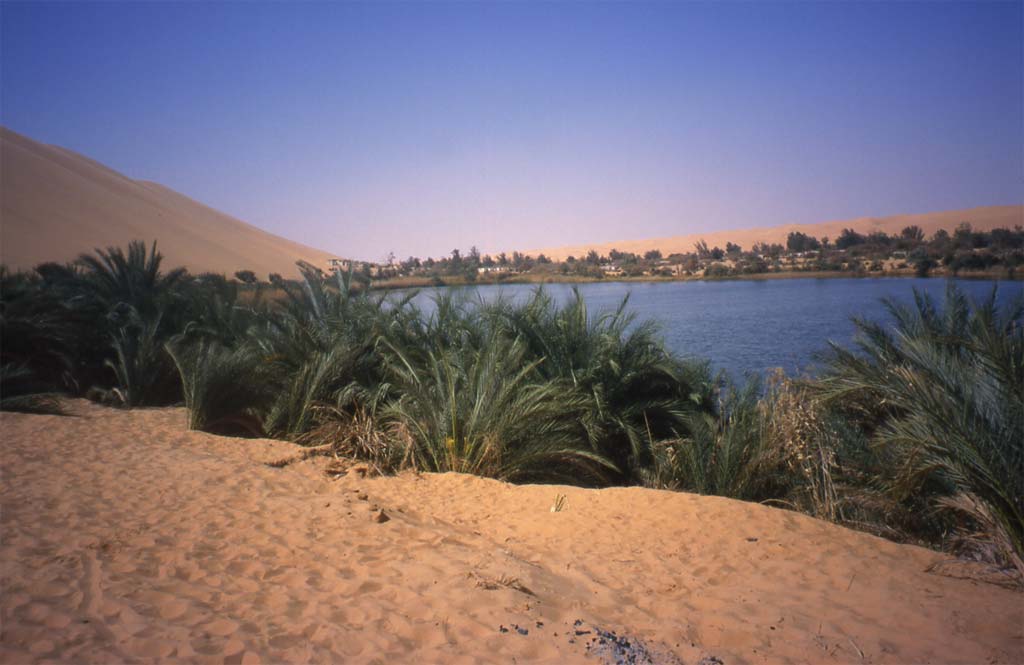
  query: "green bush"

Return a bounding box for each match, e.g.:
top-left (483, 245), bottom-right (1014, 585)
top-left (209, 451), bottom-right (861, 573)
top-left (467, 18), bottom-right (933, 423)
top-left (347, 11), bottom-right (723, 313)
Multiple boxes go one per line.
top-left (817, 286), bottom-right (1024, 575)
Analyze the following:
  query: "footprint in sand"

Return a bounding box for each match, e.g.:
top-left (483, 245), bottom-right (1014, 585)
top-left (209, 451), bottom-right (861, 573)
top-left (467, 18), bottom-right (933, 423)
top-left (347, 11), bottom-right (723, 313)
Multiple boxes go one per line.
top-left (203, 617), bottom-right (240, 637)
top-left (268, 633), bottom-right (304, 649)
top-left (159, 600), bottom-right (189, 621)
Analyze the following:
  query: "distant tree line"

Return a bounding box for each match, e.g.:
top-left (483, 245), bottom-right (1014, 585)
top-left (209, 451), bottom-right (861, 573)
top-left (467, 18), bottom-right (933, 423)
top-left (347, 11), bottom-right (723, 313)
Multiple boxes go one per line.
top-left (366, 222), bottom-right (1023, 283)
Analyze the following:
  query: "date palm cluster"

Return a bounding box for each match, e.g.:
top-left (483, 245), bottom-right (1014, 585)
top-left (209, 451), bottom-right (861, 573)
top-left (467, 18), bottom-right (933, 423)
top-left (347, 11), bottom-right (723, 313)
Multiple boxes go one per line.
top-left (2, 240), bottom-right (1020, 578)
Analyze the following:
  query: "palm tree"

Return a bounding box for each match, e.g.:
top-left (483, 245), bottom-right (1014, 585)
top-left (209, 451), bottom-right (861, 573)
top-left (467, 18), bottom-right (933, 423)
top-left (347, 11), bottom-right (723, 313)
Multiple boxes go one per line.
top-left (0, 269), bottom-right (73, 412)
top-left (167, 261), bottom-right (417, 439)
top-left (77, 240), bottom-right (186, 317)
top-left (496, 288), bottom-right (715, 482)
top-left (166, 337), bottom-right (274, 434)
top-left (257, 262), bottom-right (415, 438)
top-left (817, 286), bottom-right (1024, 577)
top-left (381, 330), bottom-right (615, 482)
top-left (69, 241), bottom-right (192, 406)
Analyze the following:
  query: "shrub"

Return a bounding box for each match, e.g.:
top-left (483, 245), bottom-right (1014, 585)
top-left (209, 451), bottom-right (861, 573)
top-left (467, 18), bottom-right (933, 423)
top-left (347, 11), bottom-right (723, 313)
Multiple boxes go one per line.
top-left (166, 338), bottom-right (273, 434)
top-left (816, 286), bottom-right (1024, 577)
top-left (494, 289), bottom-right (715, 482)
top-left (382, 332), bottom-right (615, 482)
top-left (652, 378), bottom-right (777, 500)
top-left (99, 309), bottom-right (180, 407)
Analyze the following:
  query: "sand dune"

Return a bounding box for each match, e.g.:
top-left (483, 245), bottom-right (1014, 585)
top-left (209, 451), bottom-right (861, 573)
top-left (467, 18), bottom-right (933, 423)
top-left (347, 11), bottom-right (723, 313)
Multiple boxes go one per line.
top-left (1, 401), bottom-right (1020, 664)
top-left (533, 205), bottom-right (1024, 261)
top-left (0, 127), bottom-right (337, 278)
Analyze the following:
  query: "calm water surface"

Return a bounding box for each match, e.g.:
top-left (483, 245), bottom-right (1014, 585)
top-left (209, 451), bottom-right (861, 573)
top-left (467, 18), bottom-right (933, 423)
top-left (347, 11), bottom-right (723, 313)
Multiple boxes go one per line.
top-left (409, 278), bottom-right (1023, 379)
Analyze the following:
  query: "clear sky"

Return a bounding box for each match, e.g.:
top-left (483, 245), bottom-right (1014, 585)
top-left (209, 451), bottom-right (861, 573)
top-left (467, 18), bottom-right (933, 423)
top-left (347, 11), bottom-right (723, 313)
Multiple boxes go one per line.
top-left (3, 1), bottom-right (1021, 261)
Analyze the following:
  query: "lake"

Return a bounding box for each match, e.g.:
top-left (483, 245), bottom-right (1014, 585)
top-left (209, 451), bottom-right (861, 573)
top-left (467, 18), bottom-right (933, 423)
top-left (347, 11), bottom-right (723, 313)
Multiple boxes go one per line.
top-left (410, 277), bottom-right (1023, 379)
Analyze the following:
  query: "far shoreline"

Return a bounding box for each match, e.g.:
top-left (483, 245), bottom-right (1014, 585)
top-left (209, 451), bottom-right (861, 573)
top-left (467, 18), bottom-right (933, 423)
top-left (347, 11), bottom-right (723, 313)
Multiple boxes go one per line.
top-left (368, 267), bottom-right (1021, 292)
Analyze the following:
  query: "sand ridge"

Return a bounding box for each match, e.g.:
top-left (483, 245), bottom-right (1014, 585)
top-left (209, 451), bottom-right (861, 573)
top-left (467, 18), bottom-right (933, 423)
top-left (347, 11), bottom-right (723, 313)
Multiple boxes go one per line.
top-left (530, 205), bottom-right (1024, 261)
top-left (1, 401), bottom-right (1021, 664)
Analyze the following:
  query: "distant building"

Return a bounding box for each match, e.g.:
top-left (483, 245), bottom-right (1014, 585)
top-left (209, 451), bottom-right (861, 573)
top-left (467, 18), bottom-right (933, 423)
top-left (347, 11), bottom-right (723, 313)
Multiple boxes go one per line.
top-left (600, 263), bottom-right (623, 277)
top-left (328, 258), bottom-right (369, 273)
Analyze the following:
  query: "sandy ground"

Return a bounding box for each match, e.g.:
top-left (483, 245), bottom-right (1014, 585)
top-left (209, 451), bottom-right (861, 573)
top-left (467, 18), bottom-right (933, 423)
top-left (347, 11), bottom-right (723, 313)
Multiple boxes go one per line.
top-left (2, 401), bottom-right (1021, 664)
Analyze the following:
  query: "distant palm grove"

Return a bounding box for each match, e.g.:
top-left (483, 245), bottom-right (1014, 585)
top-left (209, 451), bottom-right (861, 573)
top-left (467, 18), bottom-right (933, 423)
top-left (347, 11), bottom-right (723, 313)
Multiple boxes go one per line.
top-left (354, 222), bottom-right (1024, 286)
top-left (2, 240), bottom-right (1021, 583)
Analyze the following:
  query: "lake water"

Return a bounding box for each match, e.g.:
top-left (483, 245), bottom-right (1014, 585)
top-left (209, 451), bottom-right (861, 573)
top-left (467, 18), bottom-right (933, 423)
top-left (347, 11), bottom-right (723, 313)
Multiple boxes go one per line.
top-left (410, 277), bottom-right (1023, 379)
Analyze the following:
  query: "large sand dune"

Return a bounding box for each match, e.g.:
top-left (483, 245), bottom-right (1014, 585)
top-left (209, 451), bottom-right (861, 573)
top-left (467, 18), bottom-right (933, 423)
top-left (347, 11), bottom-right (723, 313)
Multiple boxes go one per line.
top-left (2, 401), bottom-right (1020, 664)
top-left (533, 205), bottom-right (1024, 261)
top-left (0, 127), bottom-right (337, 278)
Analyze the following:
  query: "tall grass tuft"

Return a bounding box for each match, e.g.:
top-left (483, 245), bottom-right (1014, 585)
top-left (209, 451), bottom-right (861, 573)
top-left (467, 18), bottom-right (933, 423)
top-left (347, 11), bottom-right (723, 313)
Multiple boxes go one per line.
top-left (651, 378), bottom-right (784, 501)
top-left (761, 371), bottom-right (842, 520)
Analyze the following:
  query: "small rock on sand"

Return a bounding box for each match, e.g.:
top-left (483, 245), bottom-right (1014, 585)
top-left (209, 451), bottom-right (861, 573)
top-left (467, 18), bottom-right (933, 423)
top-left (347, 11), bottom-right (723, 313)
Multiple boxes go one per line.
top-left (372, 510), bottom-right (390, 523)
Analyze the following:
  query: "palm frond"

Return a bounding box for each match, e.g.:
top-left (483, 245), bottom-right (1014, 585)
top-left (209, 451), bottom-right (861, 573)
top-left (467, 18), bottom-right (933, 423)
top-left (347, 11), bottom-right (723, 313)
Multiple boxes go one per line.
top-left (816, 284), bottom-right (1024, 576)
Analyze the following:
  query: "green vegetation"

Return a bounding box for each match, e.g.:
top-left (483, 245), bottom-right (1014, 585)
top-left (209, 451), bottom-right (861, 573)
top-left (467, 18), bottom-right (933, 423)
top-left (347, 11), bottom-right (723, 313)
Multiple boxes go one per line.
top-left (382, 332), bottom-right (610, 481)
top-left (2, 240), bottom-right (1022, 582)
top-left (816, 288), bottom-right (1024, 578)
top-left (366, 222), bottom-right (1023, 285)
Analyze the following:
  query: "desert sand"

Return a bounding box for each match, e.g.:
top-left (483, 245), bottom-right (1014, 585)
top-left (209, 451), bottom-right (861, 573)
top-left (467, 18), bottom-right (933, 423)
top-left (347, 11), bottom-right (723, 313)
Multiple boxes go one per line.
top-left (533, 205), bottom-right (1024, 262)
top-left (0, 127), bottom-right (337, 278)
top-left (2, 401), bottom-right (1021, 664)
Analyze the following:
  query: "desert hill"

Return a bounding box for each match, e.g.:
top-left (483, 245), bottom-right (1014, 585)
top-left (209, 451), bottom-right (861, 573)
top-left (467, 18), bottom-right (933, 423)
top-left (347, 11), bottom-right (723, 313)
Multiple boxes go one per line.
top-left (0, 127), bottom-right (337, 278)
top-left (533, 204), bottom-right (1023, 261)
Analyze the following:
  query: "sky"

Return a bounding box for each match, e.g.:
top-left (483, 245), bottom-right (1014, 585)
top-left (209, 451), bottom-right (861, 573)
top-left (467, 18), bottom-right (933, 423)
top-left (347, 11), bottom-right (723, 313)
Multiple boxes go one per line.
top-left (3, 2), bottom-right (1021, 261)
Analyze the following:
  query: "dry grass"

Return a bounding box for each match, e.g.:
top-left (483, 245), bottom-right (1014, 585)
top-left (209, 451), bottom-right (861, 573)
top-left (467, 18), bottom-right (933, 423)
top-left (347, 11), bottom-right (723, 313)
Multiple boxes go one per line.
top-left (296, 405), bottom-right (407, 474)
top-left (761, 371), bottom-right (841, 521)
top-left (470, 572), bottom-right (536, 596)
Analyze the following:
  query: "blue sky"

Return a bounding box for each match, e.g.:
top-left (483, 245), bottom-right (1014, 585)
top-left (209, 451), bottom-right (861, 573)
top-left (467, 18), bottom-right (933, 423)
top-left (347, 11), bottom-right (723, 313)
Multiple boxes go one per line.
top-left (3, 1), bottom-right (1021, 261)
